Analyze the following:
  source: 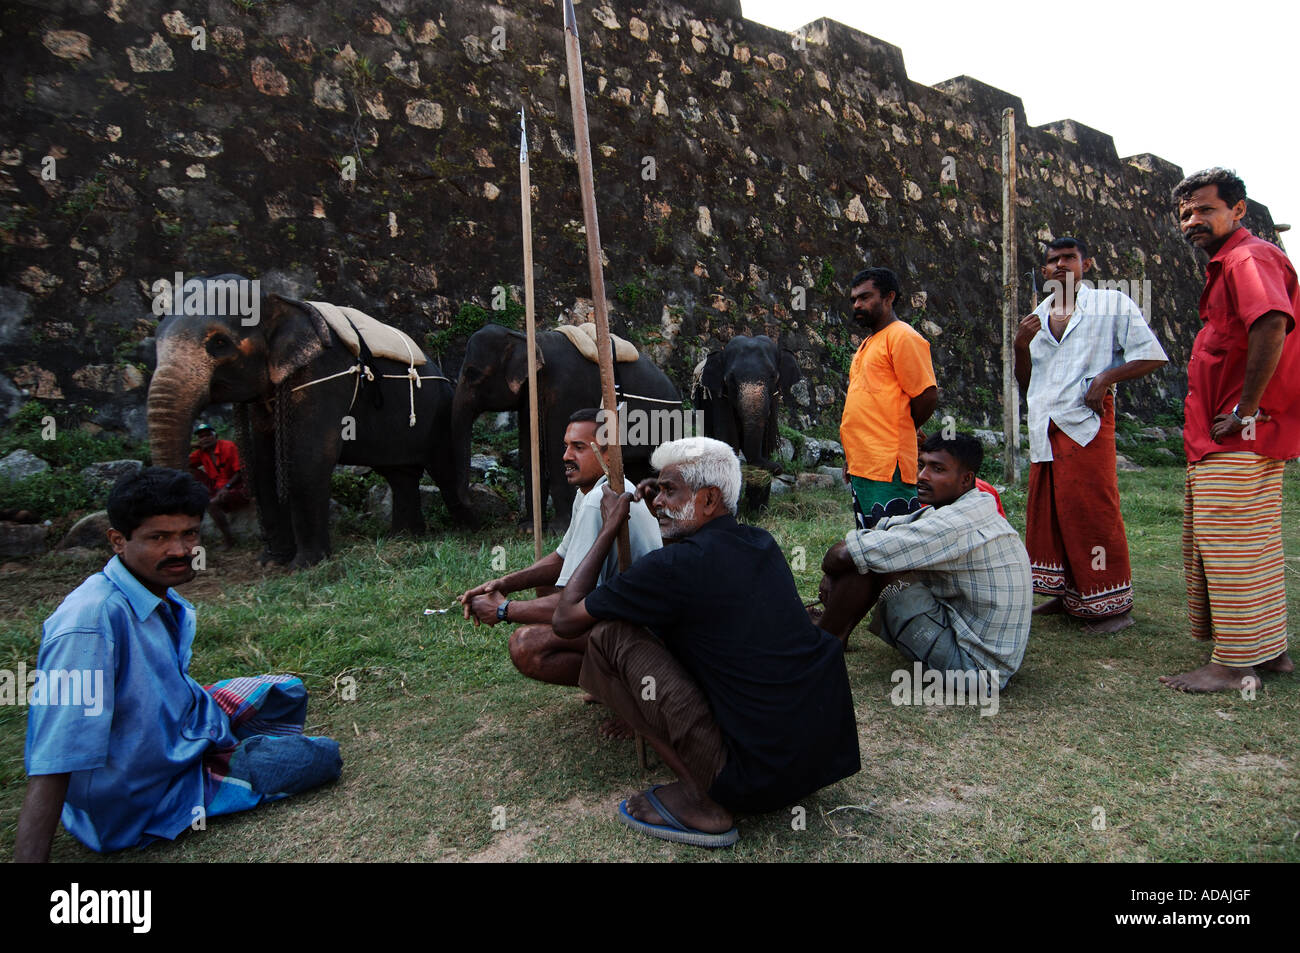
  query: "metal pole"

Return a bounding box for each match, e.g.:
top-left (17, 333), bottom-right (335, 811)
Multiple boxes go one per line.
top-left (1001, 107), bottom-right (1020, 484)
top-left (520, 109), bottom-right (543, 561)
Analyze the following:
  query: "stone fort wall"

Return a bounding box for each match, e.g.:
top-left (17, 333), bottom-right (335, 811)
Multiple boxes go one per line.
top-left (0, 0), bottom-right (1284, 438)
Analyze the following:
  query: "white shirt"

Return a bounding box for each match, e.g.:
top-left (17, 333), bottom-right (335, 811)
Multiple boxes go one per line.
top-left (555, 476), bottom-right (662, 586)
top-left (1026, 284), bottom-right (1167, 463)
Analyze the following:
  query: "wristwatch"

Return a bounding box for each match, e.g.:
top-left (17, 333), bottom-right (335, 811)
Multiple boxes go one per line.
top-left (496, 599), bottom-right (511, 622)
top-left (1231, 404), bottom-right (1258, 427)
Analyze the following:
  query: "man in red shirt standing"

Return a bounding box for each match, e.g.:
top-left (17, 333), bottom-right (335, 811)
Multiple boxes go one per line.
top-left (188, 424), bottom-right (248, 550)
top-left (1162, 168), bottom-right (1298, 692)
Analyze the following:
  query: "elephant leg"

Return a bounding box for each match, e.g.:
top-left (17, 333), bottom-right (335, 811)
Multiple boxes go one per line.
top-left (247, 405), bottom-right (296, 565)
top-left (428, 450), bottom-right (472, 526)
top-left (544, 404), bottom-right (576, 531)
top-left (518, 409), bottom-right (539, 528)
top-left (287, 464), bottom-right (333, 568)
top-left (284, 393), bottom-right (339, 568)
top-left (378, 465), bottom-right (425, 535)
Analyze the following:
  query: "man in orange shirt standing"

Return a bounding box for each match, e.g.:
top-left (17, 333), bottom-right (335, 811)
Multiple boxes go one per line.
top-left (839, 268), bottom-right (938, 529)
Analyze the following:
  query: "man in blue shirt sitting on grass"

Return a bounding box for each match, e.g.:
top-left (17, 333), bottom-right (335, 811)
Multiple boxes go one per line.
top-left (14, 467), bottom-right (341, 861)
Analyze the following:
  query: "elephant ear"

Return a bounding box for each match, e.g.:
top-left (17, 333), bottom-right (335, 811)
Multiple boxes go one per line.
top-left (505, 328), bottom-right (545, 395)
top-left (265, 295), bottom-right (333, 387)
top-left (697, 351), bottom-right (725, 401)
top-left (778, 348), bottom-right (801, 397)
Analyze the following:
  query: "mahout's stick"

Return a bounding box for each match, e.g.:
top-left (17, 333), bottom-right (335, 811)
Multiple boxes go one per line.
top-left (562, 0), bottom-right (630, 571)
top-left (520, 108), bottom-right (543, 561)
top-left (1000, 107), bottom-right (1020, 483)
top-left (563, 0), bottom-right (641, 769)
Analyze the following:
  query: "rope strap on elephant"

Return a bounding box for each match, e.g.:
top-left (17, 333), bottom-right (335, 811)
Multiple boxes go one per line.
top-left (290, 360), bottom-right (451, 427)
top-left (612, 391), bottom-right (682, 405)
top-left (288, 301), bottom-right (449, 427)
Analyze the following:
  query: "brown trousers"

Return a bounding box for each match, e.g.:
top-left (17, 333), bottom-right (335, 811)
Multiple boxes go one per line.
top-left (578, 620), bottom-right (726, 790)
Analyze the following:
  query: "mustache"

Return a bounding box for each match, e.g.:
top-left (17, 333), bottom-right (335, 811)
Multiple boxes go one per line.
top-left (657, 500), bottom-right (695, 521)
top-left (156, 558), bottom-right (191, 570)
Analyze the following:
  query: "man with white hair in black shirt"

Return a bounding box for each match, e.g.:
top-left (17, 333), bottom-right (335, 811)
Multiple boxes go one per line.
top-left (553, 437), bottom-right (860, 848)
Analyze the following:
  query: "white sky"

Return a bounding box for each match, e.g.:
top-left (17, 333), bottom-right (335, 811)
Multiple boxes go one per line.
top-left (740, 0), bottom-right (1298, 242)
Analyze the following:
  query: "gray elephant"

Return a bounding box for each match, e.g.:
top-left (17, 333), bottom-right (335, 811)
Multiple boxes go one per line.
top-left (451, 323), bottom-right (682, 530)
top-left (693, 334), bottom-right (801, 472)
top-left (147, 274), bottom-right (468, 568)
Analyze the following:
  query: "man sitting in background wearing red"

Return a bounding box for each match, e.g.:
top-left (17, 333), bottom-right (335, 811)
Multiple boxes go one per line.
top-left (188, 424), bottom-right (247, 550)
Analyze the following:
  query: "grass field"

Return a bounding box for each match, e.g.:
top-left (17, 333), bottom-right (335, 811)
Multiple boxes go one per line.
top-left (0, 464), bottom-right (1296, 862)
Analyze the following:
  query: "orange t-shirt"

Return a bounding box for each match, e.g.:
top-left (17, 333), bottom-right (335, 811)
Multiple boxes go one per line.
top-left (839, 320), bottom-right (936, 483)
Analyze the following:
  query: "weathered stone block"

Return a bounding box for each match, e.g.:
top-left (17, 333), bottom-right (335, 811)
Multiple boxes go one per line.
top-left (0, 450), bottom-right (50, 482)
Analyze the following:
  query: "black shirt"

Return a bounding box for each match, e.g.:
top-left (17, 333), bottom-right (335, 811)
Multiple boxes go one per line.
top-left (585, 515), bottom-right (860, 812)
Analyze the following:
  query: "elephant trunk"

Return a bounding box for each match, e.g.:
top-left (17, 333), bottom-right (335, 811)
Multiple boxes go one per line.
top-left (147, 350), bottom-right (213, 469)
top-left (736, 381), bottom-right (779, 473)
top-left (449, 381), bottom-right (476, 508)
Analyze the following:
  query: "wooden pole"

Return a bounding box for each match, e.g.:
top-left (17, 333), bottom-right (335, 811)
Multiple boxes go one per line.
top-left (563, 0), bottom-right (642, 771)
top-left (520, 109), bottom-right (543, 561)
top-left (1000, 107), bottom-right (1020, 484)
top-left (563, 0), bottom-right (630, 571)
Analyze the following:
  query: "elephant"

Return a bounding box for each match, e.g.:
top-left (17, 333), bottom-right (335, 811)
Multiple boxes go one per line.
top-left (451, 323), bottom-right (682, 531)
top-left (147, 274), bottom-right (469, 568)
top-left (693, 334), bottom-right (801, 473)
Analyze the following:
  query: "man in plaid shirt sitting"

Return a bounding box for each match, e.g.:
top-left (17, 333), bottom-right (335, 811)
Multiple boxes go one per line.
top-left (818, 433), bottom-right (1032, 688)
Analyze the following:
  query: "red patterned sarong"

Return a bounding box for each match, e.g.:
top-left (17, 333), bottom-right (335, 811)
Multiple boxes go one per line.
top-left (1026, 395), bottom-right (1134, 619)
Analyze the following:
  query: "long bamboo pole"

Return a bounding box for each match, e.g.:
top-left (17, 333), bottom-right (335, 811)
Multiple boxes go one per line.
top-left (1000, 107), bottom-right (1020, 484)
top-left (563, 0), bottom-right (643, 770)
top-left (520, 109), bottom-right (543, 561)
top-left (563, 0), bottom-right (630, 571)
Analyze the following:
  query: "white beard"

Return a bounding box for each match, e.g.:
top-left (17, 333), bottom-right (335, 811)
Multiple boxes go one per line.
top-left (657, 497), bottom-right (696, 536)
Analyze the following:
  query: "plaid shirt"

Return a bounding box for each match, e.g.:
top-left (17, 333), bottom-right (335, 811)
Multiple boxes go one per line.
top-left (844, 488), bottom-right (1031, 680)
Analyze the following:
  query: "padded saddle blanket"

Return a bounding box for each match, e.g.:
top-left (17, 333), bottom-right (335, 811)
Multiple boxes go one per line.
top-left (555, 322), bottom-right (639, 363)
top-left (305, 300), bottom-right (428, 367)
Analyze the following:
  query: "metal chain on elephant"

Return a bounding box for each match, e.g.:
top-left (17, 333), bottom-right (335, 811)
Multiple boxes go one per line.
top-left (274, 381), bottom-right (293, 503)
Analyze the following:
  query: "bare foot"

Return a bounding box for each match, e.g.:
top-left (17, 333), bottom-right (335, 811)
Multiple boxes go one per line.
top-left (581, 692), bottom-right (599, 704)
top-left (598, 716), bottom-right (635, 740)
top-left (806, 605), bottom-right (824, 627)
top-left (625, 781), bottom-right (733, 834)
top-left (1256, 652), bottom-right (1294, 674)
top-left (1033, 597), bottom-right (1065, 615)
top-left (1083, 611), bottom-right (1135, 634)
top-left (1159, 662), bottom-right (1260, 693)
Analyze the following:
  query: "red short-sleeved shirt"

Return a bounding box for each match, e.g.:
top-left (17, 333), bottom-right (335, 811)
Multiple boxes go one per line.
top-left (1184, 228), bottom-right (1300, 463)
top-left (188, 439), bottom-right (242, 492)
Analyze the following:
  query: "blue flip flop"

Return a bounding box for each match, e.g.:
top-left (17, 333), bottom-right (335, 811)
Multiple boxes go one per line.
top-left (617, 784), bottom-right (739, 848)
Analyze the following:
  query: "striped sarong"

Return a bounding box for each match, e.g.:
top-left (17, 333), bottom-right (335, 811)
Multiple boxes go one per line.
top-left (1183, 452), bottom-right (1288, 667)
top-left (201, 674), bottom-right (342, 818)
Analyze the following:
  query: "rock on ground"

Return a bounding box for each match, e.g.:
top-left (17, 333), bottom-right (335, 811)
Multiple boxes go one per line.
top-left (80, 459), bottom-right (143, 493)
top-left (58, 510), bottom-right (112, 549)
top-left (0, 521), bottom-right (49, 557)
top-left (0, 449), bottom-right (50, 482)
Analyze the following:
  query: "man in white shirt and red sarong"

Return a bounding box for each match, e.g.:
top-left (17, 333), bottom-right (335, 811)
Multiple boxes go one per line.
top-left (1015, 237), bottom-right (1168, 633)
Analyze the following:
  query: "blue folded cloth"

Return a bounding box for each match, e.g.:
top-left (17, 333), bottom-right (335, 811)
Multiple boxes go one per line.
top-left (228, 734), bottom-right (343, 796)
